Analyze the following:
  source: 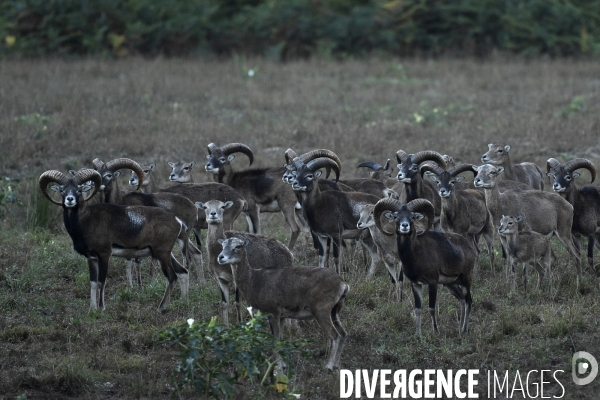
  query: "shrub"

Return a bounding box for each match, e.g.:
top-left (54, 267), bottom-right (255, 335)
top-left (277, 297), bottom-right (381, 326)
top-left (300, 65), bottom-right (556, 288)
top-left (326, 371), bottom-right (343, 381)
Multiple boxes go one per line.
top-left (1, 0), bottom-right (599, 58)
top-left (155, 311), bottom-right (309, 399)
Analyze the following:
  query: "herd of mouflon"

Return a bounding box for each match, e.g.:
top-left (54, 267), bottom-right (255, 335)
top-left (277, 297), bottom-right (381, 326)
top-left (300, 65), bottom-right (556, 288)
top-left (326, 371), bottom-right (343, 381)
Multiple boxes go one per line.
top-left (38, 142), bottom-right (599, 370)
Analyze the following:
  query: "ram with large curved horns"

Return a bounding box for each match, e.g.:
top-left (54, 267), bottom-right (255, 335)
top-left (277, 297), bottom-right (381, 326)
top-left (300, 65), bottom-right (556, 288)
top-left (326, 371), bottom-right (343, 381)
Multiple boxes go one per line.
top-left (92, 157), bottom-right (204, 283)
top-left (205, 142), bottom-right (305, 250)
top-left (420, 162), bottom-right (495, 270)
top-left (39, 169), bottom-right (189, 312)
top-left (290, 150), bottom-right (382, 277)
top-left (395, 150), bottom-right (447, 228)
top-left (373, 198), bottom-right (477, 335)
top-left (547, 157), bottom-right (600, 268)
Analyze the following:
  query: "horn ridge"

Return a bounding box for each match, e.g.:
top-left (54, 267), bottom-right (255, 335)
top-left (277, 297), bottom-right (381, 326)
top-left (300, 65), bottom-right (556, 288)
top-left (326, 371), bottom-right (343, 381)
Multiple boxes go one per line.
top-left (220, 142), bottom-right (254, 166)
top-left (546, 158), bottom-right (562, 174)
top-left (411, 151), bottom-right (447, 169)
top-left (373, 198), bottom-right (402, 236)
top-left (406, 198), bottom-right (435, 234)
top-left (564, 158), bottom-right (596, 183)
top-left (448, 163), bottom-right (478, 177)
top-left (38, 170), bottom-right (70, 205)
top-left (105, 158), bottom-right (144, 190)
top-left (305, 157), bottom-right (340, 181)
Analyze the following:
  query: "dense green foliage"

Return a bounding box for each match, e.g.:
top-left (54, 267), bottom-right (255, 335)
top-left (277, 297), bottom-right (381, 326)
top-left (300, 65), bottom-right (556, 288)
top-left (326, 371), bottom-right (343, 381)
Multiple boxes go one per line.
top-left (156, 312), bottom-right (309, 398)
top-left (1, 0), bottom-right (599, 59)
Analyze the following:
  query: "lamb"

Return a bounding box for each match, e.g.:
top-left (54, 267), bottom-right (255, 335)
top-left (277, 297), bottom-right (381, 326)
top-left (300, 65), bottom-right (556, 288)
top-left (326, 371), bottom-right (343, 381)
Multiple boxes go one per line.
top-left (497, 215), bottom-right (556, 291)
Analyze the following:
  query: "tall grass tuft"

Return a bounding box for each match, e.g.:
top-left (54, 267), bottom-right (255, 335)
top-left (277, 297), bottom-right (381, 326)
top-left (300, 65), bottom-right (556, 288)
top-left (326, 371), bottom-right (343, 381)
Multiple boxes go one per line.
top-left (26, 177), bottom-right (59, 231)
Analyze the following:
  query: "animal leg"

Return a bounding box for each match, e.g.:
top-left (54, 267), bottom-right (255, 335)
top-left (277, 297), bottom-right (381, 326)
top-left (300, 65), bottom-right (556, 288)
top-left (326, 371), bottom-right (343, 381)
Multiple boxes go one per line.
top-left (411, 283), bottom-right (424, 336)
top-left (428, 284), bottom-right (439, 334)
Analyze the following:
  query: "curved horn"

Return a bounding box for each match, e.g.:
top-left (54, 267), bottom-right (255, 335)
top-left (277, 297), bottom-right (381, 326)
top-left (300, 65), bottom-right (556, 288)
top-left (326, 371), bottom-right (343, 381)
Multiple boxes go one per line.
top-left (39, 170), bottom-right (70, 205)
top-left (546, 158), bottom-right (562, 174)
top-left (105, 158), bottom-right (143, 190)
top-left (73, 169), bottom-right (102, 200)
top-left (207, 143), bottom-right (219, 154)
top-left (92, 158), bottom-right (105, 170)
top-left (395, 150), bottom-right (408, 164)
top-left (306, 157), bottom-right (340, 182)
top-left (448, 163), bottom-right (478, 177)
top-left (357, 161), bottom-right (383, 171)
top-left (564, 158), bottom-right (596, 183)
top-left (220, 143), bottom-right (254, 166)
top-left (383, 159), bottom-right (391, 171)
top-left (298, 149), bottom-right (342, 172)
top-left (407, 198), bottom-right (435, 234)
top-left (419, 163), bottom-right (445, 179)
top-left (411, 151), bottom-right (447, 169)
top-left (284, 148), bottom-right (298, 165)
top-left (373, 198), bottom-right (402, 236)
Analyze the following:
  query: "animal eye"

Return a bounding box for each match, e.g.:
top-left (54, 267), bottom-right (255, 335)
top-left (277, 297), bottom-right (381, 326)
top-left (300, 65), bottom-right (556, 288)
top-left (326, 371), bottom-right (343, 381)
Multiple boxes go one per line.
top-left (450, 180), bottom-right (455, 185)
top-left (565, 176), bottom-right (571, 181)
top-left (497, 150), bottom-right (503, 153)
top-left (306, 174), bottom-right (314, 180)
top-left (183, 167), bottom-right (189, 171)
top-left (143, 170), bottom-right (149, 174)
top-left (219, 157), bottom-right (226, 163)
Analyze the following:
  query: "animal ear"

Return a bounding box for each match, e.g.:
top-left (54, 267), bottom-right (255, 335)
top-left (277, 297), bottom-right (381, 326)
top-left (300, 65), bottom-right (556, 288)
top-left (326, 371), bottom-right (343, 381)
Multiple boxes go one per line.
top-left (68, 170), bottom-right (76, 176)
top-left (80, 183), bottom-right (93, 192)
top-left (224, 201), bottom-right (234, 209)
top-left (455, 176), bottom-right (465, 182)
top-left (189, 162), bottom-right (196, 168)
top-left (217, 238), bottom-right (225, 245)
top-left (243, 239), bottom-right (250, 246)
top-left (49, 184), bottom-right (61, 192)
top-left (149, 164), bottom-right (156, 170)
top-left (195, 202), bottom-right (204, 209)
top-left (205, 154), bottom-right (211, 159)
top-left (314, 170), bottom-right (323, 178)
top-left (425, 172), bottom-right (438, 183)
top-left (504, 145), bottom-right (511, 152)
top-left (496, 167), bottom-right (505, 175)
top-left (383, 211), bottom-right (394, 220)
top-left (487, 143), bottom-right (493, 149)
top-left (227, 155), bottom-right (235, 162)
top-left (572, 172), bottom-right (581, 179)
top-left (546, 172), bottom-right (555, 179)
top-left (471, 165), bottom-right (480, 171)
top-left (516, 215), bottom-right (523, 222)
top-left (114, 171), bottom-right (121, 178)
top-left (168, 162), bottom-right (175, 167)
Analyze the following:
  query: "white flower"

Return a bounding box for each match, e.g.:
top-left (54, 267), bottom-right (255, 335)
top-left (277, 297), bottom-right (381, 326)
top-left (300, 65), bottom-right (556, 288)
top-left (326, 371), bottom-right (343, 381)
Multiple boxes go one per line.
top-left (248, 69), bottom-right (255, 77)
top-left (187, 318), bottom-right (194, 327)
top-left (247, 306), bottom-right (253, 316)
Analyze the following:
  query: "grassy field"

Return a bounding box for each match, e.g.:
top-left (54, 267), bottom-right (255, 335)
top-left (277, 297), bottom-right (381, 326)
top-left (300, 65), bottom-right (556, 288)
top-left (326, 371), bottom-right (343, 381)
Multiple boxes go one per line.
top-left (0, 56), bottom-right (599, 399)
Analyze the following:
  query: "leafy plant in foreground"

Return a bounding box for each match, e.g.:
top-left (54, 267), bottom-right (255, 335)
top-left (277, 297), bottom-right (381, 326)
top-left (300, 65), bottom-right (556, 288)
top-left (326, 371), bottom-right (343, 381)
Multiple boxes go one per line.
top-left (155, 311), bottom-right (309, 399)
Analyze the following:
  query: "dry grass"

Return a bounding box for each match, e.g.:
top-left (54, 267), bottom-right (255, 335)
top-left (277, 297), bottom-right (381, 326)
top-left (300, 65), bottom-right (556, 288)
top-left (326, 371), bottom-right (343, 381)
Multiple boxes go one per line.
top-left (1, 56), bottom-right (599, 399)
